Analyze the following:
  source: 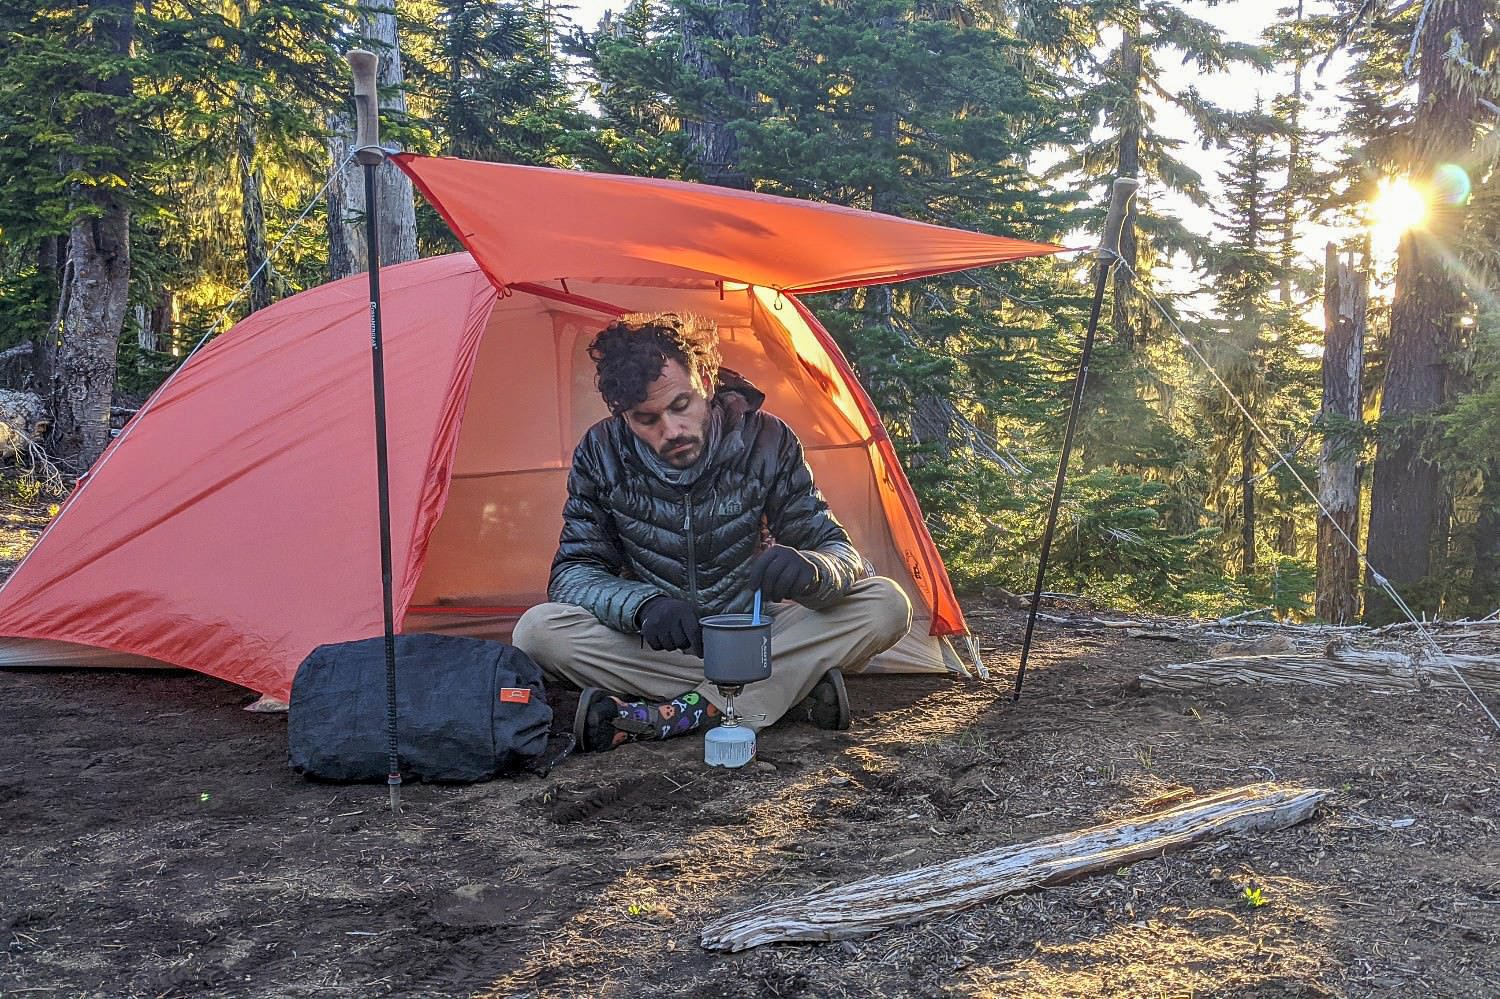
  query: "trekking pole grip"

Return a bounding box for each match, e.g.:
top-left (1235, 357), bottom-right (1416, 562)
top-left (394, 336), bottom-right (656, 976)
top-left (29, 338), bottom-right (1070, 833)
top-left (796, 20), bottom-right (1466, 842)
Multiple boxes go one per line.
top-left (348, 49), bottom-right (383, 166)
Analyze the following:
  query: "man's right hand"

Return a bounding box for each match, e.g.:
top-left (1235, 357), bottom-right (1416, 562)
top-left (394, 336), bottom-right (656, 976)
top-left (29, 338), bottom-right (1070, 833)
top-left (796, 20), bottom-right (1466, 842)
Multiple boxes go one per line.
top-left (638, 596), bottom-right (703, 657)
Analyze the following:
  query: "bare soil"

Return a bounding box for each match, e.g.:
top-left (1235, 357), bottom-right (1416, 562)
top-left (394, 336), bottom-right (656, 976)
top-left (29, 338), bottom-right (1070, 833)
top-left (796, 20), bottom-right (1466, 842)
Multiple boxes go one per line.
top-left (2, 511), bottom-right (1498, 997)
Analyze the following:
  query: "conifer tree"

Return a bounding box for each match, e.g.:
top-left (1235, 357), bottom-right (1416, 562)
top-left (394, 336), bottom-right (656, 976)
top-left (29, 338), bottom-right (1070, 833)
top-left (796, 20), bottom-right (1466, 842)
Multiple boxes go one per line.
top-left (1031, 0), bottom-right (1274, 534)
top-left (1359, 0), bottom-right (1485, 620)
top-left (1047, 0), bottom-right (1268, 350)
top-left (408, 0), bottom-right (586, 167)
top-left (53, 0), bottom-right (135, 466)
top-left (1435, 22), bottom-right (1500, 616)
top-left (676, 0), bottom-right (755, 188)
top-left (586, 0), bottom-right (1086, 581)
top-left (578, 0), bottom-right (710, 177)
top-left (0, 0), bottom-right (150, 465)
top-left (147, 1), bottom-right (347, 314)
top-left (1198, 104), bottom-right (1323, 607)
top-left (1205, 113), bottom-right (1283, 578)
top-left (1265, 1), bottom-right (1318, 308)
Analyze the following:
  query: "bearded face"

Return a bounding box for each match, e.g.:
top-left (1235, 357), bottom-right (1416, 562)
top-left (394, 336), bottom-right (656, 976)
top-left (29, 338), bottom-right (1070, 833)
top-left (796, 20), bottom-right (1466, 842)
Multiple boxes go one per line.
top-left (623, 358), bottom-right (713, 469)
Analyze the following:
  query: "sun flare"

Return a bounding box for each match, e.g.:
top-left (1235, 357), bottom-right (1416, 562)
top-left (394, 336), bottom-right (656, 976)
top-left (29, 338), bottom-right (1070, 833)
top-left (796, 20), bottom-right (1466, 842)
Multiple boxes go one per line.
top-left (1368, 177), bottom-right (1428, 244)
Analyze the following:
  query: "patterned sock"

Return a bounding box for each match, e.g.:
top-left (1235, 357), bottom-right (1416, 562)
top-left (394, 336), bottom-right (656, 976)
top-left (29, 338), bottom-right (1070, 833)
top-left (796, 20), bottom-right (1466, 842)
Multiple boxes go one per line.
top-left (609, 690), bottom-right (723, 748)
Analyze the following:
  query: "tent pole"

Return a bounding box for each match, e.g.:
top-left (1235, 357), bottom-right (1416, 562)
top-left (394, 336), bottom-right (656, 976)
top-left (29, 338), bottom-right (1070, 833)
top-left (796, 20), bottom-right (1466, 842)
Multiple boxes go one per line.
top-left (1012, 177), bottom-right (1139, 702)
top-left (349, 51), bottom-right (402, 814)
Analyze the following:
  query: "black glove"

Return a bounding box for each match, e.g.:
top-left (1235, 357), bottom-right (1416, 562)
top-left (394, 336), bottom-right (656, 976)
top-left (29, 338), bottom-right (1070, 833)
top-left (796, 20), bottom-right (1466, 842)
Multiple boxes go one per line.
top-left (748, 545), bottom-right (820, 604)
top-left (637, 596), bottom-right (703, 657)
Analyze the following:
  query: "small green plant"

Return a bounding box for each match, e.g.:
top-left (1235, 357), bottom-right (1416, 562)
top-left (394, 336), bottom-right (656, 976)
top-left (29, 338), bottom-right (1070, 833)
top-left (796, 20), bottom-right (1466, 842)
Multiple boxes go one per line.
top-left (1242, 885), bottom-right (1266, 908)
top-left (626, 902), bottom-right (646, 917)
top-left (14, 475), bottom-right (41, 506)
top-left (199, 792), bottom-right (211, 803)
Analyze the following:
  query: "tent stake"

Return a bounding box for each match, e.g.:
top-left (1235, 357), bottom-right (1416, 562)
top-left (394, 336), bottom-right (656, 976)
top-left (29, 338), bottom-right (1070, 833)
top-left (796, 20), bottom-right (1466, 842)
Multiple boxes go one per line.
top-left (350, 50), bottom-right (402, 814)
top-left (1013, 177), bottom-right (1139, 702)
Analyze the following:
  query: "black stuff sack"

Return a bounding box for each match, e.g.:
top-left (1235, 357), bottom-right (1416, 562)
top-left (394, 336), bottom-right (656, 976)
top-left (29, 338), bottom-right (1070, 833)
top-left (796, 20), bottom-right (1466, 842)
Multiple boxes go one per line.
top-left (288, 633), bottom-right (552, 782)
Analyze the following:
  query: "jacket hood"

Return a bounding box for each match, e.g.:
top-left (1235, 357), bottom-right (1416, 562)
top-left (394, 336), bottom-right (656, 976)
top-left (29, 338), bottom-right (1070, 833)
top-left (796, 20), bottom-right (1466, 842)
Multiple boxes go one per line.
top-left (712, 367), bottom-right (765, 414)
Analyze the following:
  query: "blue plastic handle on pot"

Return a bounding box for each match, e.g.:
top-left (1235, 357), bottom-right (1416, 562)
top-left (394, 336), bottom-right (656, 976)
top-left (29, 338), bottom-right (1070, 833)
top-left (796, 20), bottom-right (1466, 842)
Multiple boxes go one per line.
top-left (752, 589), bottom-right (762, 625)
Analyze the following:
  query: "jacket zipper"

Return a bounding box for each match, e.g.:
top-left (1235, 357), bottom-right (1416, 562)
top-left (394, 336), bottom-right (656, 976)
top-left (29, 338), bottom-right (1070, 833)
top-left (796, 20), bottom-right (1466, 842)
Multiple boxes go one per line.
top-left (683, 490), bottom-right (699, 605)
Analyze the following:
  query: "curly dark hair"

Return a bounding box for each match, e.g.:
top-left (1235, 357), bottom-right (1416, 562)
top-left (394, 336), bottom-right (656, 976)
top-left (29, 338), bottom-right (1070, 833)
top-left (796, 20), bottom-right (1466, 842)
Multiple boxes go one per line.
top-left (588, 313), bottom-right (722, 415)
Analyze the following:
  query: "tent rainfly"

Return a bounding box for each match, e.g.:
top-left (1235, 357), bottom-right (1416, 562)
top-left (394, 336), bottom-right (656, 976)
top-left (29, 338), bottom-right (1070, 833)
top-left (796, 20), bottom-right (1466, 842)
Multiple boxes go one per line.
top-left (0, 155), bottom-right (1063, 700)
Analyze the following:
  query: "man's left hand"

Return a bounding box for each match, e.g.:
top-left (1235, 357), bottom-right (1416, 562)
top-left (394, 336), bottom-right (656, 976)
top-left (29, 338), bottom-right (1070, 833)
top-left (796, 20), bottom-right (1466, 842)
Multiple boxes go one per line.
top-left (748, 545), bottom-right (819, 603)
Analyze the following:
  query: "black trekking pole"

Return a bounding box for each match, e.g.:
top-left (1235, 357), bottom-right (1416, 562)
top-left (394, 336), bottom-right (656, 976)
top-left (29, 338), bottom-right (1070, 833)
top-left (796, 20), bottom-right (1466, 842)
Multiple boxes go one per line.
top-left (1012, 176), bottom-right (1139, 702)
top-left (349, 50), bottom-right (402, 813)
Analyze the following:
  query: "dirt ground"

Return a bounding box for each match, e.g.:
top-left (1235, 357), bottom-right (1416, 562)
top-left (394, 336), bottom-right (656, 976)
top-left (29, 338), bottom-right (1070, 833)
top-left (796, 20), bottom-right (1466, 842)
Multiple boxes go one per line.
top-left (2, 505), bottom-right (1498, 998)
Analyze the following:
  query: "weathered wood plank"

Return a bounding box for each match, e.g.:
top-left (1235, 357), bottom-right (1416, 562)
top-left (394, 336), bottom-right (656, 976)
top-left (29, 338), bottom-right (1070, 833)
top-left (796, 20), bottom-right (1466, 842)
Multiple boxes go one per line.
top-left (700, 783), bottom-right (1326, 952)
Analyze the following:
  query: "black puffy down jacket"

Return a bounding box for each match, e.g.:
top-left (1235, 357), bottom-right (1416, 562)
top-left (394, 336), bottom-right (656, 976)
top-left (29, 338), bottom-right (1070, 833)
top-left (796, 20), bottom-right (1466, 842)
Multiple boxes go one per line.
top-left (548, 376), bottom-right (865, 633)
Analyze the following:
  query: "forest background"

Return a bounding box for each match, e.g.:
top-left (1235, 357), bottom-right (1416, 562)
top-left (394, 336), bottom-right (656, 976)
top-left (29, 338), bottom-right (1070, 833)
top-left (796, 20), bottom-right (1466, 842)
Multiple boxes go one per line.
top-left (0, 0), bottom-right (1496, 625)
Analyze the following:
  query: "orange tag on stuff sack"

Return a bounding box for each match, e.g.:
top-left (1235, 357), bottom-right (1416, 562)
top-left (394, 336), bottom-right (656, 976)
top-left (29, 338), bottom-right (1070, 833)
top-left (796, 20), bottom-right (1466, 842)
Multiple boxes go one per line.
top-left (499, 687), bottom-right (532, 704)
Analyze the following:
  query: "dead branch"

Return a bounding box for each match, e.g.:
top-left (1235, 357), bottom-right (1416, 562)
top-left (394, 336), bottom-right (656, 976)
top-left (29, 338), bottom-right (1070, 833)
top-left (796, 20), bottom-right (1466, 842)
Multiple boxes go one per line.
top-left (700, 783), bottom-right (1327, 951)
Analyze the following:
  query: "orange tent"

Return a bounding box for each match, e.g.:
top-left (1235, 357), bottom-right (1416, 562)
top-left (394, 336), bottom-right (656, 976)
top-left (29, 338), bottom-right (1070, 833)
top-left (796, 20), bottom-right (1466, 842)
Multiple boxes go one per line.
top-left (0, 156), bottom-right (1061, 699)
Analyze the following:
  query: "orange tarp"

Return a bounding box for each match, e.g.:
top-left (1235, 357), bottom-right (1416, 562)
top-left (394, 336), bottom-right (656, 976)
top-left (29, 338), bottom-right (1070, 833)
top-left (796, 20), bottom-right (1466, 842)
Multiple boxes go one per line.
top-left (395, 154), bottom-right (1062, 294)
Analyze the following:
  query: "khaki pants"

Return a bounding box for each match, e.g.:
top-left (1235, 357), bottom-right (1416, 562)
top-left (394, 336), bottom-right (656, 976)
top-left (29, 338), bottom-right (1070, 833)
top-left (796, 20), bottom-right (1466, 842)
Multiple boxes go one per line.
top-left (512, 577), bottom-right (912, 730)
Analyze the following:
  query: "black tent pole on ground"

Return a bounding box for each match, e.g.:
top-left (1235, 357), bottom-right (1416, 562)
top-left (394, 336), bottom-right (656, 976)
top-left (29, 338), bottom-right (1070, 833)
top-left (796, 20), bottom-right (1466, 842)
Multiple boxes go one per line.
top-left (349, 50), bottom-right (402, 814)
top-left (1012, 177), bottom-right (1139, 702)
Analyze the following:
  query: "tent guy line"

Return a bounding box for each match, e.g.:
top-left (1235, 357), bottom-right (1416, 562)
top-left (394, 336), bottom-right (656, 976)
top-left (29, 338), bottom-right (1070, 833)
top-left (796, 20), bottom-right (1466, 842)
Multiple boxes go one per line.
top-left (0, 149), bottom-right (359, 602)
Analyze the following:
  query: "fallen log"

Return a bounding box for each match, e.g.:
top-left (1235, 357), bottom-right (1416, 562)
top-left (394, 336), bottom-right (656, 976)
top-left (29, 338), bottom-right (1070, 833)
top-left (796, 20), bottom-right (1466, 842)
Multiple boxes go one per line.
top-left (1139, 650), bottom-right (1500, 694)
top-left (700, 783), bottom-right (1326, 952)
top-left (1424, 654), bottom-right (1500, 694)
top-left (1140, 650), bottom-right (1415, 692)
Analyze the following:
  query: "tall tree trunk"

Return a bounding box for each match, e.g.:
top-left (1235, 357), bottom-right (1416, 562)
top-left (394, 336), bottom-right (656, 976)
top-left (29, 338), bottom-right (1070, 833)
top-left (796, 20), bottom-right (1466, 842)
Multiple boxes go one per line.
top-left (1318, 244), bottom-right (1366, 624)
top-left (54, 210), bottom-right (128, 469)
top-left (1470, 461), bottom-right (1500, 614)
top-left (1364, 0), bottom-right (1482, 622)
top-left (1276, 430), bottom-right (1298, 557)
top-left (50, 0), bottom-right (132, 469)
top-left (327, 2), bottom-right (418, 279)
top-left (1241, 429), bottom-right (1256, 576)
top-left (29, 235), bottom-right (63, 389)
top-left (1277, 513), bottom-right (1297, 557)
top-left (146, 288), bottom-right (173, 352)
top-left (236, 80), bottom-right (271, 314)
top-left (326, 113), bottom-right (360, 280)
top-left (679, 0), bottom-right (755, 189)
top-left (1111, 22), bottom-right (1142, 349)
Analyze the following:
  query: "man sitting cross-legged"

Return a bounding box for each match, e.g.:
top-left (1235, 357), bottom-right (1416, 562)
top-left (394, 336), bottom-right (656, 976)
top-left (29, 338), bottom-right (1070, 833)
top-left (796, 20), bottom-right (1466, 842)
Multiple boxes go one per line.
top-left (512, 312), bottom-right (913, 753)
